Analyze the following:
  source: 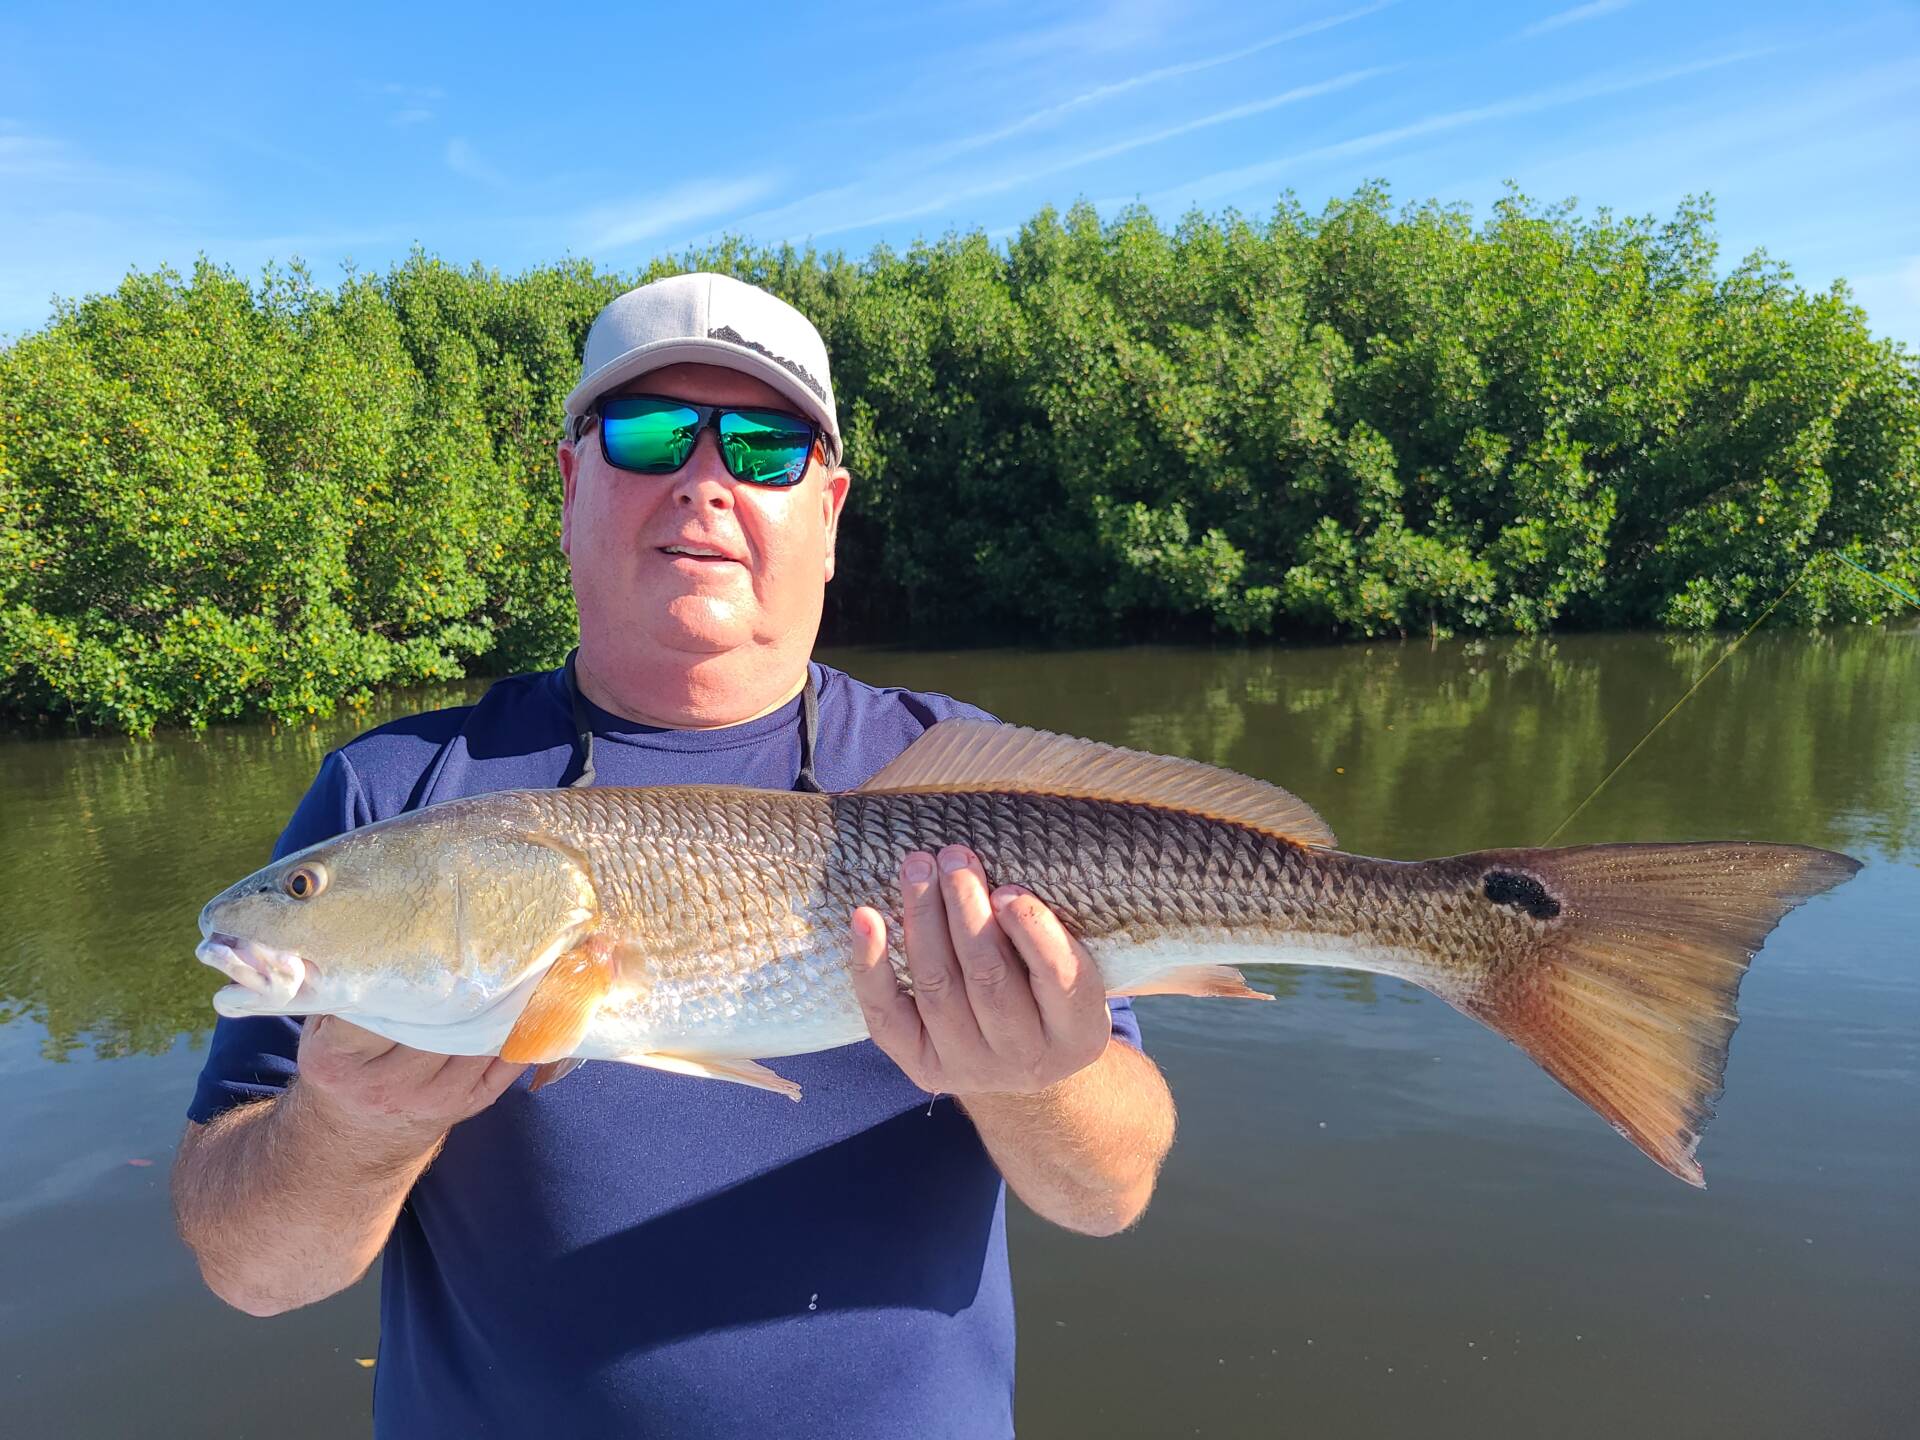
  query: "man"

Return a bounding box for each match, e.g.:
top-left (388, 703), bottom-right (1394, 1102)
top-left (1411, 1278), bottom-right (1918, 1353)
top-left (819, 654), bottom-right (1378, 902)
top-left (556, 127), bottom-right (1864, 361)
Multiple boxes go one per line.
top-left (172, 273), bottom-right (1176, 1437)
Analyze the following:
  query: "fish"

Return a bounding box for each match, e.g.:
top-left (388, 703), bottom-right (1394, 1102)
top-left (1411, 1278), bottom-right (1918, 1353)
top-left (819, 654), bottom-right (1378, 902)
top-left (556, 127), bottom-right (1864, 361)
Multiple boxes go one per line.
top-left (196, 719), bottom-right (1860, 1185)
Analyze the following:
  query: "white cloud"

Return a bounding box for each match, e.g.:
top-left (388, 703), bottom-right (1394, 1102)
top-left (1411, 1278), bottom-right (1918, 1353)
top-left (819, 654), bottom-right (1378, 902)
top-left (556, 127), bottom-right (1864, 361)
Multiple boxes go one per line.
top-left (445, 137), bottom-right (508, 189)
top-left (940, 1), bottom-right (1396, 159)
top-left (987, 0), bottom-right (1184, 66)
top-left (579, 176), bottom-right (778, 253)
top-left (1154, 46), bottom-right (1776, 210)
top-left (381, 82), bottom-right (445, 127)
top-left (814, 65), bottom-right (1394, 238)
top-left (1522, 0), bottom-right (1633, 40)
top-left (0, 129), bottom-right (83, 181)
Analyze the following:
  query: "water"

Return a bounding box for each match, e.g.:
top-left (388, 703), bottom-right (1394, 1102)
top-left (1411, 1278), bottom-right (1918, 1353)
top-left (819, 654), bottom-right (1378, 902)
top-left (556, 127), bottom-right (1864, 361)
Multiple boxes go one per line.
top-left (2, 631), bottom-right (1915, 1437)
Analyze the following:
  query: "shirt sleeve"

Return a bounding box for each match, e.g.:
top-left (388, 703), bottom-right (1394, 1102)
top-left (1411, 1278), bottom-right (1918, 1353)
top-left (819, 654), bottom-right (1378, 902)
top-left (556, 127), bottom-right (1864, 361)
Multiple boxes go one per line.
top-left (184, 750), bottom-right (371, 1124)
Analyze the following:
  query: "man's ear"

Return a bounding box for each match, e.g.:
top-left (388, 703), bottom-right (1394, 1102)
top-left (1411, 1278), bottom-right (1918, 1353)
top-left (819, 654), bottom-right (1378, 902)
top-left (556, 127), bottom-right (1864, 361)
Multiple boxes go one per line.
top-left (821, 465), bottom-right (850, 582)
top-left (557, 439), bottom-right (579, 556)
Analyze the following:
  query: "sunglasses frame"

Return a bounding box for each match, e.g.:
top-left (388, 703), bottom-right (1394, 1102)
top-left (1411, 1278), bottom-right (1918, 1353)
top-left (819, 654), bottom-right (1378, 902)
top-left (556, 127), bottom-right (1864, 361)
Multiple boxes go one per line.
top-left (572, 393), bottom-right (825, 488)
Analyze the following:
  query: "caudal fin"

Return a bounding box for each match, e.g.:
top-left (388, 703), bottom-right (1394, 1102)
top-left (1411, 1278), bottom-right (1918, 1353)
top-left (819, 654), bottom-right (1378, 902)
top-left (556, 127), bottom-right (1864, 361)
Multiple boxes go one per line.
top-left (1460, 842), bottom-right (1859, 1186)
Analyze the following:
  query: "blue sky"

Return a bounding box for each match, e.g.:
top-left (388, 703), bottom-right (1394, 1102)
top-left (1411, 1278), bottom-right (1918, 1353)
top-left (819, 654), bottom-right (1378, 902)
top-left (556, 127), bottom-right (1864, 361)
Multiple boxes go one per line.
top-left (2, 0), bottom-right (1917, 347)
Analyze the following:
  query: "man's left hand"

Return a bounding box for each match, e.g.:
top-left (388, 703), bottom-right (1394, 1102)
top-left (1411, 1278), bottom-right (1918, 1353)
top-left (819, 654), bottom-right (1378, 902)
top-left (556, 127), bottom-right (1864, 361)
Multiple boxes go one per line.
top-left (845, 845), bottom-right (1113, 1097)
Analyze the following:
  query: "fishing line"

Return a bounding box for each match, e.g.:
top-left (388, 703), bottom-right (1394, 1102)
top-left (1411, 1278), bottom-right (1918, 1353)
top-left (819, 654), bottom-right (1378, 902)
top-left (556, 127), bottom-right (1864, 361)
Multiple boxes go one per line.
top-left (1538, 548), bottom-right (1919, 847)
top-left (1830, 551), bottom-right (1920, 609)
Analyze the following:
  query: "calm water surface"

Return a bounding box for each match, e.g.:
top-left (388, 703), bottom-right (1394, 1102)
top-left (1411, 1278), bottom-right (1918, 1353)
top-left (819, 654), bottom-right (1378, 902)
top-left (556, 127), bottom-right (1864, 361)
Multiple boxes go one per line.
top-left (2, 632), bottom-right (1915, 1438)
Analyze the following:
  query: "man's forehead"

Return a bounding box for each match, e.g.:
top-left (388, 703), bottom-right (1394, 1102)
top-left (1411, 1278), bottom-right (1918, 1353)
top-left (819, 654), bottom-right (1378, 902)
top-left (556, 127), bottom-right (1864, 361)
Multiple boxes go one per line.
top-left (612, 362), bottom-right (791, 410)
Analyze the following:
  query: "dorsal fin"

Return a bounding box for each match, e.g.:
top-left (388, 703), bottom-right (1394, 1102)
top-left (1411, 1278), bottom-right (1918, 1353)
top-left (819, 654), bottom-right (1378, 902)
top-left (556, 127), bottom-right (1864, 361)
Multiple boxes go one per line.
top-left (855, 719), bottom-right (1336, 848)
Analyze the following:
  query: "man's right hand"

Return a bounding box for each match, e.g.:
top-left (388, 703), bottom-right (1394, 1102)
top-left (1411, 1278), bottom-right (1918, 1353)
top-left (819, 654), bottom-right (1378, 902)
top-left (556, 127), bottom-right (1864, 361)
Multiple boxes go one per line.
top-left (293, 1015), bottom-right (526, 1147)
top-left (173, 1020), bottom-right (527, 1317)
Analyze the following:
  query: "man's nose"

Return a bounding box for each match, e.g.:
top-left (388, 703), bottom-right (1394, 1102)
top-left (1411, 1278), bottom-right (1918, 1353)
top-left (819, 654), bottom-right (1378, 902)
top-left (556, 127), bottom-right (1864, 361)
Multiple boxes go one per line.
top-left (669, 428), bottom-right (735, 510)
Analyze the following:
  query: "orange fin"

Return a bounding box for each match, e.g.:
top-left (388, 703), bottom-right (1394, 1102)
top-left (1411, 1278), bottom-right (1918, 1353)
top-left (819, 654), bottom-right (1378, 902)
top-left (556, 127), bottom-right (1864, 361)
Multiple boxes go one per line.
top-left (500, 936), bottom-right (614, 1064)
top-left (854, 719), bottom-right (1335, 848)
top-left (1459, 842), bottom-right (1860, 1187)
top-left (1110, 963), bottom-right (1271, 1000)
top-left (528, 1057), bottom-right (585, 1092)
top-left (623, 1051), bottom-right (803, 1101)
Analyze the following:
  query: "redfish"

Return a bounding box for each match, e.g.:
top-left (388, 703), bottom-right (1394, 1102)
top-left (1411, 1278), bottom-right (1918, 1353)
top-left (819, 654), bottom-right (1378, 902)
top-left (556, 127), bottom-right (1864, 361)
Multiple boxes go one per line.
top-left (197, 720), bottom-right (1858, 1184)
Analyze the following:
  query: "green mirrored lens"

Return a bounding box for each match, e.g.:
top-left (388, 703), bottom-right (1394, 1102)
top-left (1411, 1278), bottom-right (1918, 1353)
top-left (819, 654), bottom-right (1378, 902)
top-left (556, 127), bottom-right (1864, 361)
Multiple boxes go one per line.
top-left (600, 399), bottom-right (699, 472)
top-left (718, 409), bottom-right (814, 486)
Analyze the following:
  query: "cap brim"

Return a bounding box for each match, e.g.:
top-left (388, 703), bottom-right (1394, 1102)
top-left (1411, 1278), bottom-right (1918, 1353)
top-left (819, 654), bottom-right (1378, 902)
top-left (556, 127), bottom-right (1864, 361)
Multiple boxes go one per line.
top-left (565, 337), bottom-right (840, 458)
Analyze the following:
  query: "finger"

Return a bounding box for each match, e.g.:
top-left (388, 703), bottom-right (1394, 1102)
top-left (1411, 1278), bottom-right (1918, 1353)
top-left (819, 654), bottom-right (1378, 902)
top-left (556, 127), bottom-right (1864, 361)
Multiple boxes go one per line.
top-left (307, 1014), bottom-right (399, 1064)
top-left (938, 845), bottom-right (1043, 1059)
top-left (468, 1058), bottom-right (529, 1110)
top-left (898, 851), bottom-right (968, 1029)
top-left (991, 885), bottom-right (1108, 1041)
top-left (412, 1053), bottom-right (484, 1106)
top-left (428, 1054), bottom-right (516, 1115)
top-left (357, 1040), bottom-right (459, 1091)
top-left (844, 907), bottom-right (930, 1075)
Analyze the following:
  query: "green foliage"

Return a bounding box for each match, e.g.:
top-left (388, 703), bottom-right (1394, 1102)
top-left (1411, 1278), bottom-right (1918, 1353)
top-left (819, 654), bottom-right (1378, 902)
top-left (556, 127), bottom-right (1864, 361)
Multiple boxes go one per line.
top-left (2, 187), bottom-right (1915, 732)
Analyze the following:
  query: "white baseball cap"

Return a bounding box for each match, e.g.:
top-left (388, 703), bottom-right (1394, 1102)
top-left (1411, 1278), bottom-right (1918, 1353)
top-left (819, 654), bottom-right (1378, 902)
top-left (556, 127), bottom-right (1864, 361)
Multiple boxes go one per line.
top-left (565, 272), bottom-right (841, 462)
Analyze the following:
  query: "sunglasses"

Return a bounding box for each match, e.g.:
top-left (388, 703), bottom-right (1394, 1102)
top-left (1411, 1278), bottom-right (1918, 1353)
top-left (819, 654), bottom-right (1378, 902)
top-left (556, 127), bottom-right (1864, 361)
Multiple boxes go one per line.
top-left (575, 394), bottom-right (823, 488)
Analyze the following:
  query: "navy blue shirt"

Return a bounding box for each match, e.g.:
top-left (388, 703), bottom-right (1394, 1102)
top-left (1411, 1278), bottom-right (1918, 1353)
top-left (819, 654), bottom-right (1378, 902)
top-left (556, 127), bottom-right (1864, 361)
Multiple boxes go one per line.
top-left (188, 661), bottom-right (1141, 1438)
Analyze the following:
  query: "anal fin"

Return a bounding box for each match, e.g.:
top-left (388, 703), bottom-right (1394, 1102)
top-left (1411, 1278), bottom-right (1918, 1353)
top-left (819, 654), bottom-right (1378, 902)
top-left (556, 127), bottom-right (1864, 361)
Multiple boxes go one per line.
top-left (501, 935), bottom-right (615, 1064)
top-left (1110, 963), bottom-right (1271, 1000)
top-left (624, 1052), bottom-right (803, 1101)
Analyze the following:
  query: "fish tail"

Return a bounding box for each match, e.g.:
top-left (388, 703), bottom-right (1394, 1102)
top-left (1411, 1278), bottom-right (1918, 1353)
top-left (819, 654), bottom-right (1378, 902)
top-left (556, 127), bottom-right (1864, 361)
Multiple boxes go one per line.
top-left (1457, 842), bottom-right (1859, 1186)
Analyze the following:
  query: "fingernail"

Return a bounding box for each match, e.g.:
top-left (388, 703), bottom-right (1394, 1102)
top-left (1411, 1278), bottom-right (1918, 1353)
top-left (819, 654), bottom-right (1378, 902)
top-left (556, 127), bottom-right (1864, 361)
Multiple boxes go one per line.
top-left (990, 885), bottom-right (1029, 913)
top-left (904, 854), bottom-right (934, 883)
top-left (938, 846), bottom-right (970, 874)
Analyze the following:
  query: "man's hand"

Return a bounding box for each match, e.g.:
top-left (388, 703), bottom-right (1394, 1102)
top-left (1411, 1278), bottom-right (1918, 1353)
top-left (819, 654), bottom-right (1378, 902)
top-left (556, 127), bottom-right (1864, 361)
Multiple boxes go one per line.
top-left (845, 844), bottom-right (1111, 1097)
top-left (294, 1015), bottom-right (525, 1147)
top-left (173, 1019), bottom-right (526, 1317)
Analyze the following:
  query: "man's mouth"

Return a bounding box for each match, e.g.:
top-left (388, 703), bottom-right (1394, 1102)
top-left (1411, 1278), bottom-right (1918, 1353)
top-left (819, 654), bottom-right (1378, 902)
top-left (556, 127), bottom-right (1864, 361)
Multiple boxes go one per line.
top-left (658, 544), bottom-right (742, 564)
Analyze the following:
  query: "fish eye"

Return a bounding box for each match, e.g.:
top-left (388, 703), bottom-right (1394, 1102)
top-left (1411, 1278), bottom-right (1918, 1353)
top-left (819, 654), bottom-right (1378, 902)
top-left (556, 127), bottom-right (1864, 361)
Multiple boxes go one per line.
top-left (284, 864), bottom-right (328, 901)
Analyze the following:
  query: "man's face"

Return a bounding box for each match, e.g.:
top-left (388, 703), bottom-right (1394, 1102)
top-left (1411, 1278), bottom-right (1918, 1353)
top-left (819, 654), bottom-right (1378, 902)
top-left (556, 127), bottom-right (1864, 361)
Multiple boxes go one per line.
top-left (558, 362), bottom-right (850, 667)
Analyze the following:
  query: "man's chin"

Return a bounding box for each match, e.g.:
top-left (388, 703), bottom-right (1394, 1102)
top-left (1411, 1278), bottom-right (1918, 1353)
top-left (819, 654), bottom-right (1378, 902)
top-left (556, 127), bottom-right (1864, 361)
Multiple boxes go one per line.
top-left (652, 598), bottom-right (754, 654)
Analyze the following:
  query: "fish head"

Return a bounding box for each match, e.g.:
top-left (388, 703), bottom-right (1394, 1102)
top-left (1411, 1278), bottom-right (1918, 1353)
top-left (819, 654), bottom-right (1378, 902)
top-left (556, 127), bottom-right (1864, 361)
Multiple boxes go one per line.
top-left (195, 799), bottom-right (599, 1026)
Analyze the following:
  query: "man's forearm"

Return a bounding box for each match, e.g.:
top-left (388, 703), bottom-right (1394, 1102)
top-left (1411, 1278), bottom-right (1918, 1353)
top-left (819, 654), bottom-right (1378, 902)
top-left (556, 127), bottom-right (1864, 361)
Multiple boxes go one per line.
top-left (959, 1038), bottom-right (1175, 1236)
top-left (171, 1082), bottom-right (444, 1317)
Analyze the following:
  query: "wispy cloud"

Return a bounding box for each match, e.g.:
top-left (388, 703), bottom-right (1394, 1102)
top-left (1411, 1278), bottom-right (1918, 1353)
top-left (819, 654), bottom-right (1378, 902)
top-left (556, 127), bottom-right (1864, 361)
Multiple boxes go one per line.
top-left (1522, 0), bottom-right (1633, 40)
top-left (580, 176), bottom-right (778, 252)
top-left (0, 125), bottom-right (196, 203)
top-left (940, 1), bottom-right (1396, 159)
top-left (382, 82), bottom-right (445, 127)
top-left (986, 0), bottom-right (1185, 66)
top-left (0, 128), bottom-right (82, 181)
top-left (1153, 46), bottom-right (1776, 210)
top-left (203, 127), bottom-right (339, 183)
top-left (445, 137), bottom-right (508, 189)
top-left (812, 65), bottom-right (1394, 238)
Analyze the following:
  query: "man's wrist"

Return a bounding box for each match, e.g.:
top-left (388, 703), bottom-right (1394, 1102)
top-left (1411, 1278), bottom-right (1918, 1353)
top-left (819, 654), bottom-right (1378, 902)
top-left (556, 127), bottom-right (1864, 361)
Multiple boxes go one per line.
top-left (952, 1038), bottom-right (1117, 1110)
top-left (281, 1078), bottom-right (449, 1173)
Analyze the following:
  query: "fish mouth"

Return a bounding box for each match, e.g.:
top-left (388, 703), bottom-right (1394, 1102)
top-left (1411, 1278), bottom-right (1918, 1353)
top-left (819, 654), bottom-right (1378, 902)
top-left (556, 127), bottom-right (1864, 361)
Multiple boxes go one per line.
top-left (197, 932), bottom-right (313, 1016)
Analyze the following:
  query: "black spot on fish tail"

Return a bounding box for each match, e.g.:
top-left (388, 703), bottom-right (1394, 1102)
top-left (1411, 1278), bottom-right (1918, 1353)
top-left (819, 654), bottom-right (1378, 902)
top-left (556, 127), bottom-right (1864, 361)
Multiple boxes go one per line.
top-left (1483, 869), bottom-right (1562, 920)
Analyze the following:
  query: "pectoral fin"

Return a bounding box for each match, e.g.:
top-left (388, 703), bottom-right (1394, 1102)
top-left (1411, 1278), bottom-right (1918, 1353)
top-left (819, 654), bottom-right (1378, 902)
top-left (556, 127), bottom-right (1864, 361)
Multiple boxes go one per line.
top-left (501, 935), bottom-right (615, 1064)
top-left (622, 1051), bottom-right (803, 1101)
